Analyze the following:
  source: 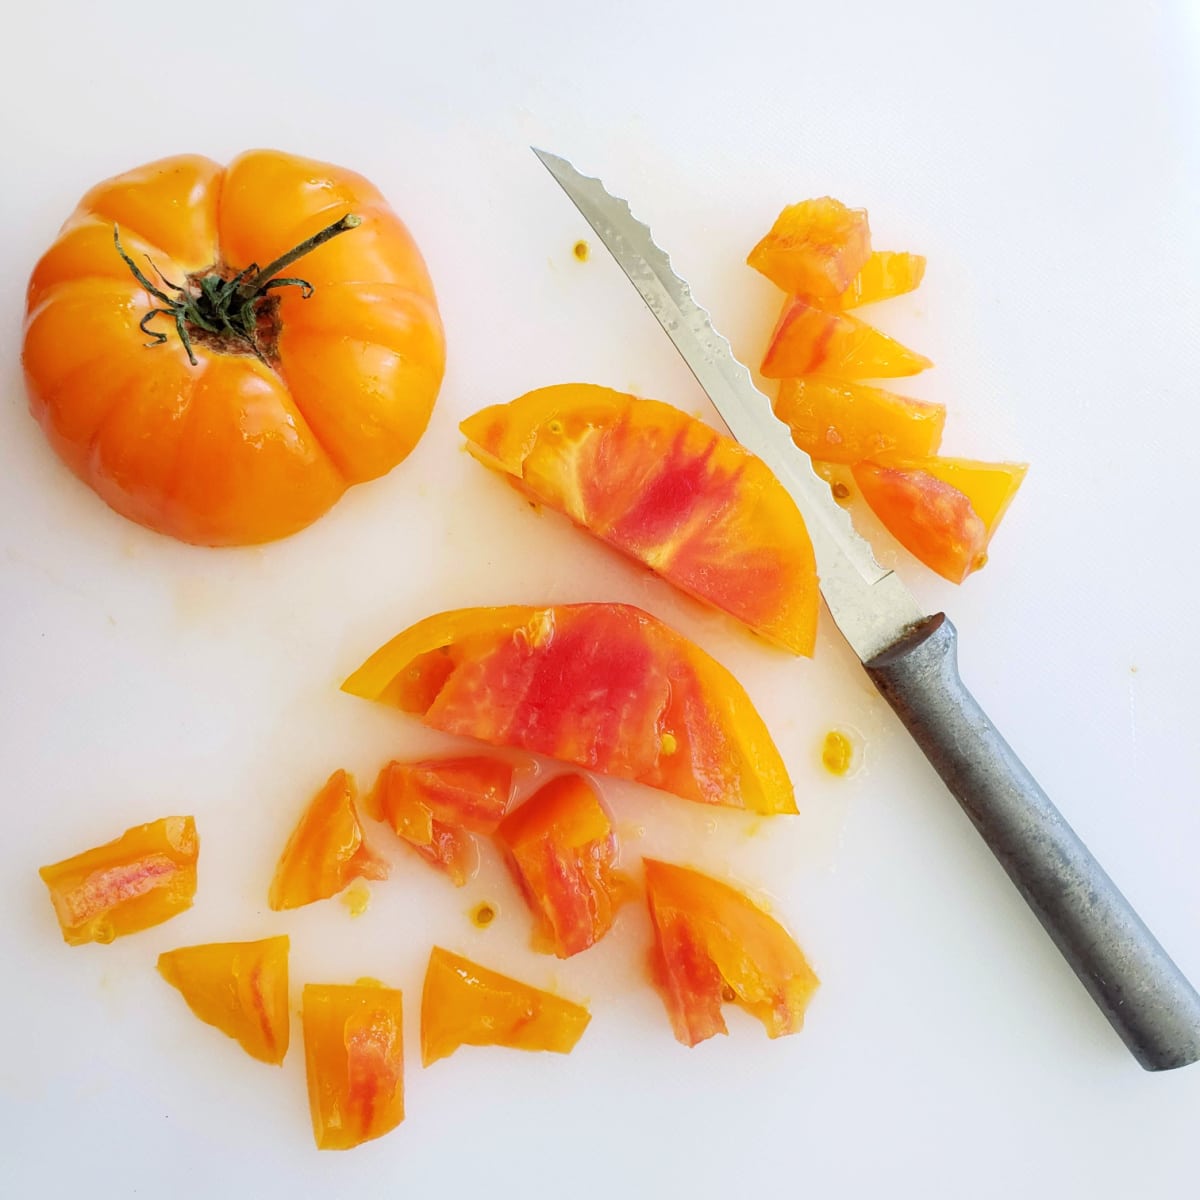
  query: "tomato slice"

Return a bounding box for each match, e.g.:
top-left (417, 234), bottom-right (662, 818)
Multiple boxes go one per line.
top-left (761, 295), bottom-right (932, 381)
top-left (39, 816), bottom-right (199, 945)
top-left (366, 756), bottom-right (529, 887)
top-left (746, 197), bottom-right (872, 299)
top-left (495, 773), bottom-right (626, 958)
top-left (851, 455), bottom-right (1028, 583)
top-left (461, 385), bottom-right (819, 655)
top-left (342, 603), bottom-right (795, 814)
top-left (157, 936), bottom-right (290, 1065)
top-left (644, 859), bottom-right (819, 1047)
top-left (302, 981), bottom-right (404, 1151)
top-left (774, 376), bottom-right (945, 465)
top-left (420, 946), bottom-right (591, 1066)
top-left (836, 250), bottom-right (926, 308)
top-left (268, 770), bottom-right (388, 911)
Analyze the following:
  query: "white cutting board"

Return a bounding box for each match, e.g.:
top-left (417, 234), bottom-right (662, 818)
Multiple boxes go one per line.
top-left (2, 2), bottom-right (1199, 1196)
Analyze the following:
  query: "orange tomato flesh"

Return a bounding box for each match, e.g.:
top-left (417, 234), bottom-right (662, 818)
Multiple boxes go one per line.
top-left (837, 250), bottom-right (926, 308)
top-left (746, 197), bottom-right (872, 299)
top-left (342, 603), bottom-right (795, 814)
top-left (774, 376), bottom-right (945, 465)
top-left (420, 947), bottom-right (591, 1066)
top-left (302, 982), bottom-right (404, 1151)
top-left (157, 936), bottom-right (290, 1065)
top-left (496, 774), bottom-right (626, 958)
top-left (762, 295), bottom-right (932, 381)
top-left (268, 770), bottom-right (387, 911)
top-left (644, 859), bottom-right (819, 1047)
top-left (461, 385), bottom-right (819, 655)
top-left (39, 816), bottom-right (198, 945)
top-left (852, 455), bottom-right (1027, 583)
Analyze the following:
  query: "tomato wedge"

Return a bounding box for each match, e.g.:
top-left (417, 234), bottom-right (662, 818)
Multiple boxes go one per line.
top-left (746, 197), bottom-right (871, 299)
top-left (837, 250), bottom-right (926, 308)
top-left (774, 376), bottom-right (945, 465)
top-left (157, 936), bottom-right (290, 1065)
top-left (268, 770), bottom-right (387, 910)
top-left (420, 947), bottom-right (591, 1066)
top-left (761, 295), bottom-right (932, 381)
top-left (461, 385), bottom-right (819, 655)
top-left (39, 816), bottom-right (199, 945)
top-left (366, 756), bottom-right (529, 886)
top-left (342, 603), bottom-right (794, 814)
top-left (496, 773), bottom-right (626, 957)
top-left (302, 981), bottom-right (404, 1151)
top-left (644, 859), bottom-right (819, 1047)
top-left (851, 455), bottom-right (1028, 583)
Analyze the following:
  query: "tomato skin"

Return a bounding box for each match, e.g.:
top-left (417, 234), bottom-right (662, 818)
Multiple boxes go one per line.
top-left (367, 756), bottom-right (529, 887)
top-left (644, 859), bottom-right (819, 1047)
top-left (343, 603), bottom-right (795, 814)
top-left (23, 150), bottom-right (444, 546)
top-left (462, 385), bottom-right (819, 655)
top-left (747, 197), bottom-right (872, 299)
top-left (496, 774), bottom-right (626, 958)
top-left (851, 455), bottom-right (1028, 583)
top-left (268, 770), bottom-right (387, 911)
top-left (39, 816), bottom-right (198, 945)
top-left (774, 376), bottom-right (945, 465)
top-left (302, 982), bottom-right (404, 1151)
top-left (157, 936), bottom-right (290, 1065)
top-left (420, 947), bottom-right (591, 1066)
top-left (761, 295), bottom-right (932, 381)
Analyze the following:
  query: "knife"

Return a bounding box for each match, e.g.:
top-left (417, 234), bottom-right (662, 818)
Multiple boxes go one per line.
top-left (532, 146), bottom-right (1200, 1072)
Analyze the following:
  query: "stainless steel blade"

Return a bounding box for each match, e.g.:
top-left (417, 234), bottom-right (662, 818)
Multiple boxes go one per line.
top-left (532, 147), bottom-right (925, 661)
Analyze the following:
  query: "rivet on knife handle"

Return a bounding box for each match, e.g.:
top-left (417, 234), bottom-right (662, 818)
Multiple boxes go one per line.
top-left (866, 614), bottom-right (1200, 1071)
top-left (533, 146), bottom-right (1200, 1070)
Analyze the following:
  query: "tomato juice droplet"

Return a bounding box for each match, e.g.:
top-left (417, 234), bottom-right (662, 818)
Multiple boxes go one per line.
top-left (821, 730), bottom-right (854, 776)
top-left (471, 902), bottom-right (497, 928)
top-left (573, 240), bottom-right (590, 262)
top-left (341, 878), bottom-right (371, 917)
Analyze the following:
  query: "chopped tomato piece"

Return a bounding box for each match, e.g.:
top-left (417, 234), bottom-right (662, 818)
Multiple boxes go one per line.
top-left (774, 376), bottom-right (945, 464)
top-left (747, 197), bottom-right (871, 299)
top-left (761, 295), bottom-right (932, 380)
top-left (851, 455), bottom-right (1028, 583)
top-left (268, 770), bottom-right (387, 911)
top-left (343, 603), bottom-right (794, 814)
top-left (302, 981), bottom-right (404, 1150)
top-left (496, 774), bottom-right (626, 957)
top-left (420, 947), bottom-right (591, 1065)
top-left (367, 756), bottom-right (529, 887)
top-left (157, 936), bottom-right (290, 1065)
top-left (644, 859), bottom-right (819, 1047)
top-left (837, 251), bottom-right (926, 308)
top-left (461, 385), bottom-right (819, 655)
top-left (39, 816), bottom-right (198, 945)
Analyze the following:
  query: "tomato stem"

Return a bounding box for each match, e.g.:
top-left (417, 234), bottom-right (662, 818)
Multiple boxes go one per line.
top-left (114, 213), bottom-right (362, 366)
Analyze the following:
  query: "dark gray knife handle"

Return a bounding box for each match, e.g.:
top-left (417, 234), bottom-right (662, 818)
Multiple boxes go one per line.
top-left (864, 613), bottom-right (1200, 1071)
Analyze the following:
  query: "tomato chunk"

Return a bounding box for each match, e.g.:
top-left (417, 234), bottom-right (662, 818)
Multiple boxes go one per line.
top-left (461, 385), bottom-right (819, 655)
top-left (774, 376), bottom-right (945, 465)
top-left (366, 756), bottom-right (529, 887)
top-left (268, 770), bottom-right (387, 911)
top-left (644, 859), bottom-right (819, 1047)
top-left (342, 603), bottom-right (794, 814)
top-left (747, 197), bottom-right (871, 299)
top-left (851, 455), bottom-right (1028, 583)
top-left (39, 816), bottom-right (199, 945)
top-left (420, 946), bottom-right (591, 1065)
top-left (302, 981), bottom-right (404, 1151)
top-left (837, 250), bottom-right (926, 308)
top-left (761, 295), bottom-right (932, 380)
top-left (496, 774), bottom-right (626, 957)
top-left (157, 936), bottom-right (290, 1064)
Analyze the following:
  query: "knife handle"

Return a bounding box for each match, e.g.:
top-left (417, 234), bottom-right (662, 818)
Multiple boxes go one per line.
top-left (864, 612), bottom-right (1200, 1071)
